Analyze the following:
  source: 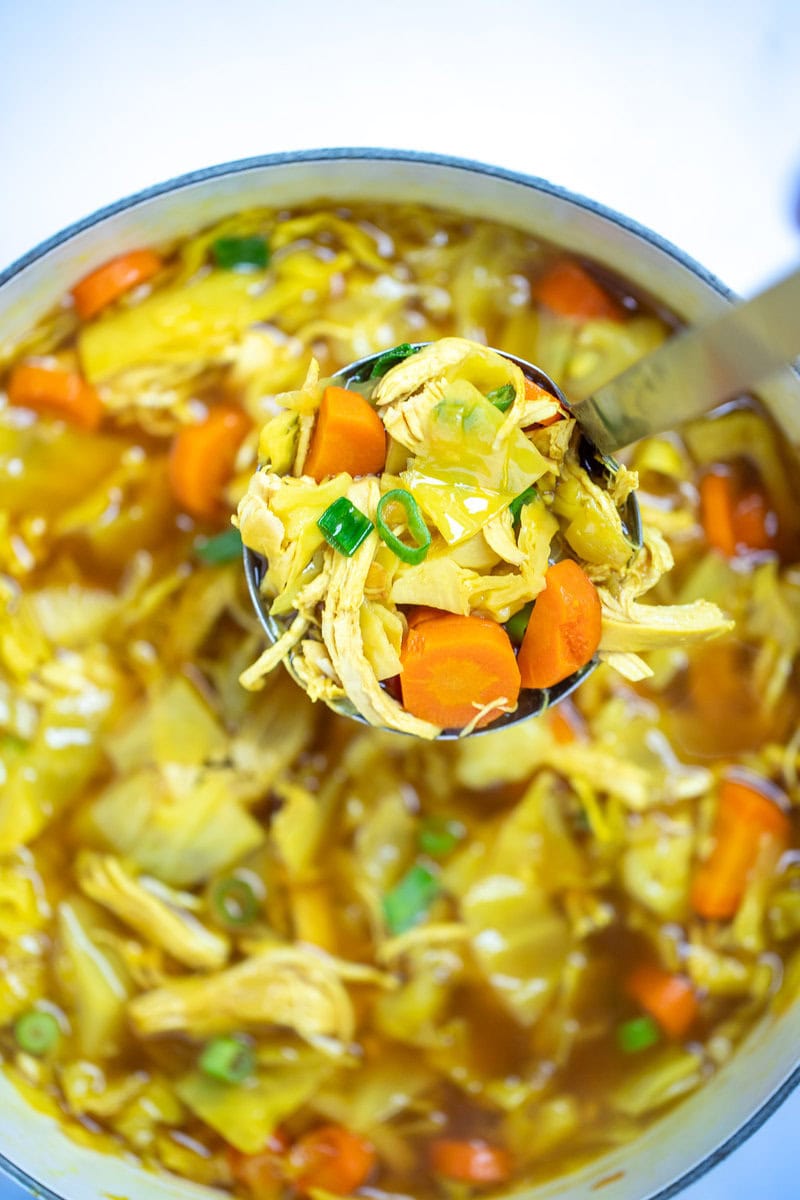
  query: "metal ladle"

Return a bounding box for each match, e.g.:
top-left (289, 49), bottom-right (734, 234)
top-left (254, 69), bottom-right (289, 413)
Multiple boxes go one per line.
top-left (243, 265), bottom-right (800, 738)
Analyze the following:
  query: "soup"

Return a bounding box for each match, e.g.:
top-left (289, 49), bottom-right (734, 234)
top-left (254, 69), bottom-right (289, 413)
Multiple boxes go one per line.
top-left (1, 203), bottom-right (799, 1199)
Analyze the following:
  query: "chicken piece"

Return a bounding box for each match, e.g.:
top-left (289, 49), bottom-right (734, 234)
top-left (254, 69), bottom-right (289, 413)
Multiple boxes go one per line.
top-left (128, 947), bottom-right (356, 1042)
top-left (483, 509), bottom-right (525, 566)
top-left (77, 853), bottom-right (229, 971)
top-left (599, 592), bottom-right (734, 654)
top-left (319, 478), bottom-right (440, 739)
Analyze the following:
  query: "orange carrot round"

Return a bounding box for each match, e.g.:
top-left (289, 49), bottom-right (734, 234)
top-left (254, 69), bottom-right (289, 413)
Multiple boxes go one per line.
top-left (303, 386), bottom-right (386, 482)
top-left (524, 377), bottom-right (563, 427)
top-left (430, 1139), bottom-right (512, 1185)
top-left (71, 249), bottom-right (163, 320)
top-left (699, 471), bottom-right (739, 557)
top-left (700, 470), bottom-right (777, 557)
top-left (289, 1124), bottom-right (376, 1197)
top-left (7, 363), bottom-right (103, 431)
top-left (732, 487), bottom-right (776, 552)
top-left (400, 612), bottom-right (521, 730)
top-left (534, 260), bottom-right (625, 322)
top-left (517, 560), bottom-right (602, 690)
top-left (625, 964), bottom-right (699, 1039)
top-left (169, 405), bottom-right (251, 521)
top-left (691, 776), bottom-right (791, 920)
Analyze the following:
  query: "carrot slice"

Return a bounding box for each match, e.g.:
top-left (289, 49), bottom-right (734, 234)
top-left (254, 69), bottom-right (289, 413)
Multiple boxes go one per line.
top-left (430, 1139), bottom-right (512, 1185)
top-left (549, 702), bottom-right (581, 744)
top-left (625, 964), bottom-right (699, 1039)
top-left (700, 469), bottom-right (778, 557)
top-left (289, 1125), bottom-right (376, 1197)
top-left (699, 471), bottom-right (739, 557)
top-left (7, 363), bottom-right (103, 431)
top-left (303, 386), bottom-right (386, 482)
top-left (534, 260), bottom-right (625, 322)
top-left (228, 1132), bottom-right (288, 1199)
top-left (691, 776), bottom-right (790, 920)
top-left (399, 612), bottom-right (521, 729)
top-left (518, 560), bottom-right (602, 690)
top-left (732, 487), bottom-right (777, 551)
top-left (71, 249), bottom-right (163, 320)
top-left (168, 405), bottom-right (251, 521)
top-left (524, 377), bottom-right (563, 427)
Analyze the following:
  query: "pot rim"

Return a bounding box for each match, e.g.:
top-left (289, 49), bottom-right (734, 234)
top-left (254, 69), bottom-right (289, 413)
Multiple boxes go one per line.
top-left (0, 145), bottom-right (797, 1200)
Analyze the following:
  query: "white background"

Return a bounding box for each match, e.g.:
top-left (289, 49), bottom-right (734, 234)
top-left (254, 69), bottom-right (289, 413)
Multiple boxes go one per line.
top-left (0, 0), bottom-right (798, 1197)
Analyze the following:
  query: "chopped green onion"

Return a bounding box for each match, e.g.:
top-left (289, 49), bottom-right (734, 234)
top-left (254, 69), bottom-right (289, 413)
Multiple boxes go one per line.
top-left (13, 1010), bottom-right (60, 1057)
top-left (199, 1035), bottom-right (255, 1084)
top-left (368, 343), bottom-right (419, 379)
top-left (317, 497), bottom-right (374, 557)
top-left (376, 489), bottom-right (432, 565)
top-left (509, 485), bottom-right (538, 527)
top-left (418, 816), bottom-right (464, 859)
top-left (505, 602), bottom-right (533, 645)
top-left (210, 876), bottom-right (259, 927)
top-left (617, 1015), bottom-right (660, 1054)
top-left (486, 384), bottom-right (516, 413)
top-left (382, 864), bottom-right (440, 935)
top-left (195, 527), bottom-right (243, 565)
top-left (212, 236), bottom-right (270, 271)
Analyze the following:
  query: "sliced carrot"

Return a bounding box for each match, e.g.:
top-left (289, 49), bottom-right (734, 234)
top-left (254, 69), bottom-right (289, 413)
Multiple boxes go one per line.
top-left (289, 1124), bottom-right (376, 1197)
top-left (228, 1132), bottom-right (288, 1199)
top-left (303, 386), bottom-right (386, 482)
top-left (732, 487), bottom-right (777, 551)
top-left (699, 471), bottom-right (739, 557)
top-left (524, 377), bottom-right (563, 427)
top-left (700, 469), bottom-right (778, 557)
top-left (625, 964), bottom-right (699, 1039)
top-left (399, 612), bottom-right (521, 730)
top-left (168, 405), bottom-right (251, 521)
top-left (533, 260), bottom-right (625, 322)
top-left (71, 249), bottom-right (163, 320)
top-left (549, 702), bottom-right (582, 744)
top-left (518, 560), bottom-right (602, 690)
top-left (430, 1139), bottom-right (512, 1185)
top-left (7, 363), bottom-right (103, 431)
top-left (691, 776), bottom-right (791, 920)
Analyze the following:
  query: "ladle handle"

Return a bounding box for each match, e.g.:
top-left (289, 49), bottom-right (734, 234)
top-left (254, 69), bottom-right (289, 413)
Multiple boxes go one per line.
top-left (574, 265), bottom-right (800, 454)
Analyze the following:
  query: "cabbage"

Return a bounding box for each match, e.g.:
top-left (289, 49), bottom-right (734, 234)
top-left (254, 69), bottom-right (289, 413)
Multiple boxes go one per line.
top-left (359, 600), bottom-right (403, 680)
top-left (611, 1047), bottom-right (703, 1116)
top-left (90, 766), bottom-right (265, 887)
top-left (176, 1057), bottom-right (331, 1154)
top-left (314, 1050), bottom-right (436, 1132)
top-left (105, 675), bottom-right (228, 774)
top-left (55, 897), bottom-right (132, 1059)
top-left (564, 316), bottom-right (667, 401)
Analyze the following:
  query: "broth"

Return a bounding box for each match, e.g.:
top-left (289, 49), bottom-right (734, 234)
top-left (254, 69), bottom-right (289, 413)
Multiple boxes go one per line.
top-left (0, 202), bottom-right (799, 1198)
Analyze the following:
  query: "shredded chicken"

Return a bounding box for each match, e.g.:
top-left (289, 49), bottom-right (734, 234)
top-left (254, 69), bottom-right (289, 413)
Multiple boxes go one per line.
top-left (128, 946), bottom-right (357, 1042)
top-left (319, 479), bottom-right (440, 739)
top-left (77, 854), bottom-right (229, 971)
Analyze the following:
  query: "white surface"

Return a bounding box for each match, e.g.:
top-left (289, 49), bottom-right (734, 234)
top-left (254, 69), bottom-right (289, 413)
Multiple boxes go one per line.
top-left (0, 1), bottom-right (798, 1198)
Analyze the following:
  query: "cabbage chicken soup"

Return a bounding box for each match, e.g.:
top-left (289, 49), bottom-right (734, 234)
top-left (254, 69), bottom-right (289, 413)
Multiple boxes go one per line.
top-left (1, 202), bottom-right (799, 1200)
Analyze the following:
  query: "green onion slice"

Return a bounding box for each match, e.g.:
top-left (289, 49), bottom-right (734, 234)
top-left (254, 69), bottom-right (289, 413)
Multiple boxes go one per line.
top-left (210, 876), bottom-right (260, 928)
top-left (617, 1015), bottom-right (660, 1054)
top-left (486, 383), bottom-right (516, 413)
top-left (418, 816), bottom-right (464, 859)
top-left (382, 864), bottom-right (440, 935)
top-left (13, 1010), bottom-right (60, 1057)
top-left (376, 489), bottom-right (432, 565)
top-left (505, 602), bottom-right (533, 645)
top-left (195, 527), bottom-right (243, 565)
top-left (509, 485), bottom-right (538, 527)
top-left (368, 343), bottom-right (420, 379)
top-left (317, 497), bottom-right (374, 557)
top-left (199, 1035), bottom-right (255, 1083)
top-left (212, 236), bottom-right (270, 271)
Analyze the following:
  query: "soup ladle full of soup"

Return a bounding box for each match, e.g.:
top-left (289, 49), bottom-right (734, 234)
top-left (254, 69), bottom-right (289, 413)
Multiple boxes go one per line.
top-left (240, 266), bottom-right (800, 739)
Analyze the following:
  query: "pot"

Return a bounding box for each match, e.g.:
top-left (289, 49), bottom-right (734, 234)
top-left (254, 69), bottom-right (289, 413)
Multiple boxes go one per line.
top-left (1, 148), bottom-right (798, 1200)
